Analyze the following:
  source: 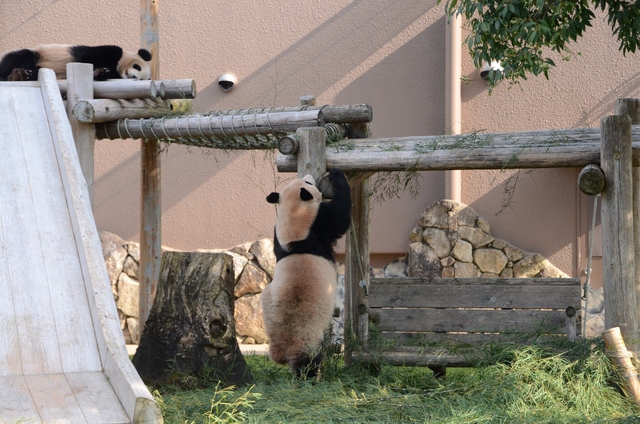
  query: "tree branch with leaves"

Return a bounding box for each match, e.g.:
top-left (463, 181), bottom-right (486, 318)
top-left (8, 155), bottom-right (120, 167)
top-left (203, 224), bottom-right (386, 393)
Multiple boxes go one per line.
top-left (441, 0), bottom-right (640, 89)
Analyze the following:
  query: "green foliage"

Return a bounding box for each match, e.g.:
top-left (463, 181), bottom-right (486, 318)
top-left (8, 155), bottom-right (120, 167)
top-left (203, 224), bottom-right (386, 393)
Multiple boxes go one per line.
top-left (154, 339), bottom-right (640, 423)
top-left (440, 0), bottom-right (640, 89)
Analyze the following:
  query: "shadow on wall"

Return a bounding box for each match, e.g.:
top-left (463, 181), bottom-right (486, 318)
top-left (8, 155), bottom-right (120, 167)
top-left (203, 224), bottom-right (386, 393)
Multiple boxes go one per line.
top-left (465, 167), bottom-right (579, 274)
top-left (199, 0), bottom-right (441, 114)
top-left (575, 71), bottom-right (640, 128)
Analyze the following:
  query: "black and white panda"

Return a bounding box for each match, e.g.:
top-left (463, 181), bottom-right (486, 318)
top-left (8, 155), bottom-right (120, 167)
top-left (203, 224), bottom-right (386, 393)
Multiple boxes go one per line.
top-left (262, 168), bottom-right (352, 378)
top-left (0, 44), bottom-right (152, 81)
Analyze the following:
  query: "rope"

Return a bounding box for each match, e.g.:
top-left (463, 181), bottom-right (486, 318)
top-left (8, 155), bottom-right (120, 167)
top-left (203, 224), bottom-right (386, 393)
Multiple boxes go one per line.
top-left (583, 193), bottom-right (600, 339)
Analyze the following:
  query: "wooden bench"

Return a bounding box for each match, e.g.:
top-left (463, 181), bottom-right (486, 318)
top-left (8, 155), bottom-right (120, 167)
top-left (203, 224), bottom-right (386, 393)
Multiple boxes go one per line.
top-left (352, 277), bottom-right (582, 373)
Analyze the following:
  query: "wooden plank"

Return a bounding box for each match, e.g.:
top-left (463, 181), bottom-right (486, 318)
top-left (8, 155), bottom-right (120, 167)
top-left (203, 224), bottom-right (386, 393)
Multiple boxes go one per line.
top-left (0, 89), bottom-right (23, 377)
top-left (12, 84), bottom-right (101, 375)
top-left (0, 375), bottom-right (41, 422)
top-left (25, 374), bottom-right (88, 423)
top-left (40, 68), bottom-right (161, 421)
top-left (376, 331), bottom-right (573, 346)
top-left (369, 282), bottom-right (581, 309)
top-left (66, 372), bottom-right (130, 423)
top-left (0, 86), bottom-right (63, 376)
top-left (374, 308), bottom-right (568, 333)
top-left (371, 277), bottom-right (581, 286)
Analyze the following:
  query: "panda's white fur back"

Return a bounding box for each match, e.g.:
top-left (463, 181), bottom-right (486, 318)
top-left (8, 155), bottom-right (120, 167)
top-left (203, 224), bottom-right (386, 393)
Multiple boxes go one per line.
top-left (35, 44), bottom-right (74, 78)
top-left (261, 254), bottom-right (337, 367)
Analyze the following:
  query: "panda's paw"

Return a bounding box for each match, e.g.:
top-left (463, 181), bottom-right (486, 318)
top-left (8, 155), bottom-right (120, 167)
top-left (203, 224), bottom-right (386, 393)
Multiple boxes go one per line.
top-left (8, 68), bottom-right (32, 81)
top-left (328, 168), bottom-right (346, 182)
top-left (93, 68), bottom-right (112, 81)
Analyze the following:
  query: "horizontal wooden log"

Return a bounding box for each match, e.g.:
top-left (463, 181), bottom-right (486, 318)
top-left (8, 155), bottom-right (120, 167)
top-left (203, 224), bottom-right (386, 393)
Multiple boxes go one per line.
top-left (73, 98), bottom-right (173, 123)
top-left (210, 104), bottom-right (372, 124)
top-left (578, 163), bottom-right (606, 195)
top-left (155, 79), bottom-right (196, 99)
top-left (277, 124), bottom-right (349, 155)
top-left (96, 109), bottom-right (324, 140)
top-left (376, 331), bottom-right (572, 347)
top-left (371, 277), bottom-right (580, 286)
top-left (368, 278), bottom-right (581, 309)
top-left (277, 126), bottom-right (640, 172)
top-left (374, 308), bottom-right (568, 333)
top-left (57, 79), bottom-right (160, 99)
top-left (352, 346), bottom-right (480, 367)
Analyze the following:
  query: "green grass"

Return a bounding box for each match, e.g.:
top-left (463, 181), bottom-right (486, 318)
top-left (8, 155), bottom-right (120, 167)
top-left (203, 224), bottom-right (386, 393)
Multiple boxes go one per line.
top-left (153, 339), bottom-right (640, 423)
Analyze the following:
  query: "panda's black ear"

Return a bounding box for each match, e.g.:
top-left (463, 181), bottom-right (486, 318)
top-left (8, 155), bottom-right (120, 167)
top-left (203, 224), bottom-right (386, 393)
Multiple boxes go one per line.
top-left (138, 49), bottom-right (152, 61)
top-left (266, 192), bottom-right (279, 204)
top-left (300, 187), bottom-right (314, 201)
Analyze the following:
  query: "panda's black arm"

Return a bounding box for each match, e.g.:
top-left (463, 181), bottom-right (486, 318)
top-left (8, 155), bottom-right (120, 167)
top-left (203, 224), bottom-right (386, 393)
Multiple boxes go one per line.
top-left (313, 168), bottom-right (352, 242)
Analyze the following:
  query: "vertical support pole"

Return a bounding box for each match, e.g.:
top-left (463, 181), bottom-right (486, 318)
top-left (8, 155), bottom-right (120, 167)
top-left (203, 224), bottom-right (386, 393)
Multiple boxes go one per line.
top-left (139, 0), bottom-right (161, 342)
top-left (295, 127), bottom-right (326, 181)
top-left (615, 98), bottom-right (640, 342)
top-left (444, 12), bottom-right (462, 202)
top-left (601, 114), bottom-right (639, 353)
top-left (65, 63), bottom-right (96, 207)
top-left (300, 95), bottom-right (316, 107)
top-left (344, 122), bottom-right (371, 365)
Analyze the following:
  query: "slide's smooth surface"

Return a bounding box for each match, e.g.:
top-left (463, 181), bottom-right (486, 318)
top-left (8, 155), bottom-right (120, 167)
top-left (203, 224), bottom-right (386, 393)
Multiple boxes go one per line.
top-left (0, 70), bottom-right (161, 423)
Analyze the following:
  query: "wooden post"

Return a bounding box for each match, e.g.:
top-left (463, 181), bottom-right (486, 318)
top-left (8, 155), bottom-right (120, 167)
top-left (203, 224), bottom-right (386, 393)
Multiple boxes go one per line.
top-left (344, 122), bottom-right (371, 365)
top-left (300, 95), bottom-right (316, 107)
top-left (65, 63), bottom-right (96, 206)
top-left (601, 114), bottom-right (639, 352)
top-left (615, 98), bottom-right (640, 342)
top-left (295, 127), bottom-right (326, 181)
top-left (139, 0), bottom-right (161, 343)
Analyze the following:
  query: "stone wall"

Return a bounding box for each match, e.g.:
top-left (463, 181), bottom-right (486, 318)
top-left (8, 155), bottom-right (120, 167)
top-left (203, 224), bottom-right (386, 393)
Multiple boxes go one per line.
top-left (100, 199), bottom-right (605, 344)
top-left (407, 200), bottom-right (569, 279)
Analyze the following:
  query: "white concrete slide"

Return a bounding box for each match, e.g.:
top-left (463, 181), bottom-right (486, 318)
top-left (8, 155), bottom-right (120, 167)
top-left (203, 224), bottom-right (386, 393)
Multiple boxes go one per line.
top-left (0, 69), bottom-right (162, 423)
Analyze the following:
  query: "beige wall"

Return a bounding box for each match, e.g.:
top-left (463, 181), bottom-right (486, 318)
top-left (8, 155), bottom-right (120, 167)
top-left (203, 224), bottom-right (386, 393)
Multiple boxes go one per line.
top-left (2, 1), bottom-right (638, 278)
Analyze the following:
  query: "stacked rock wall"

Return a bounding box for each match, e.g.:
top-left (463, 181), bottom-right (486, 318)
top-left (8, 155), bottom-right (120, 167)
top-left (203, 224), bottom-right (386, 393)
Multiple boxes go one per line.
top-left (407, 200), bottom-right (568, 279)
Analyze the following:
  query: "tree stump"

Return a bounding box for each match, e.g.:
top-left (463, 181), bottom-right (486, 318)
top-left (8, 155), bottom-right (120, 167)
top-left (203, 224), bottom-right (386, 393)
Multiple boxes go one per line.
top-left (132, 252), bottom-right (254, 387)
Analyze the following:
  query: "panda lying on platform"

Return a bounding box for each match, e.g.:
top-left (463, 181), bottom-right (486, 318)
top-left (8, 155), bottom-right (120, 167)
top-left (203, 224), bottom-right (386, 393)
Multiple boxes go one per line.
top-left (262, 168), bottom-right (352, 378)
top-left (0, 44), bottom-right (152, 81)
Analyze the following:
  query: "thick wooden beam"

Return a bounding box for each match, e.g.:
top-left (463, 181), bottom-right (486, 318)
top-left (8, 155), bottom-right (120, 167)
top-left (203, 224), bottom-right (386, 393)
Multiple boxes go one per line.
top-left (58, 79), bottom-right (160, 99)
top-left (96, 110), bottom-right (324, 141)
top-left (139, 0), bottom-right (161, 343)
top-left (154, 78), bottom-right (196, 99)
top-left (65, 63), bottom-right (96, 206)
top-left (73, 98), bottom-right (172, 123)
top-left (343, 122), bottom-right (370, 366)
top-left (601, 114), bottom-right (639, 353)
top-left (295, 127), bottom-right (326, 181)
top-left (277, 126), bottom-right (640, 172)
top-left (210, 104), bottom-right (372, 124)
top-left (616, 98), bottom-right (640, 344)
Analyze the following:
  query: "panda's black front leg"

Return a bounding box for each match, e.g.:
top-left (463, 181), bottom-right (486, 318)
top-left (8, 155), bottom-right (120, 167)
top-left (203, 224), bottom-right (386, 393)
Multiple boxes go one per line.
top-left (93, 67), bottom-right (116, 81)
top-left (324, 168), bottom-right (352, 238)
top-left (291, 350), bottom-right (323, 379)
